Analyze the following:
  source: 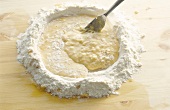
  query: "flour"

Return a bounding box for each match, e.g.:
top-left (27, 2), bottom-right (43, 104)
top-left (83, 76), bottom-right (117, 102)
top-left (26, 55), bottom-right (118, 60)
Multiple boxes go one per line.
top-left (17, 4), bottom-right (144, 98)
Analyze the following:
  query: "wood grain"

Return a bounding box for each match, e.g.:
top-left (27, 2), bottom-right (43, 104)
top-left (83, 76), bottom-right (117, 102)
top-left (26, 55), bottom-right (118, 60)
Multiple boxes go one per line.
top-left (0, 0), bottom-right (170, 110)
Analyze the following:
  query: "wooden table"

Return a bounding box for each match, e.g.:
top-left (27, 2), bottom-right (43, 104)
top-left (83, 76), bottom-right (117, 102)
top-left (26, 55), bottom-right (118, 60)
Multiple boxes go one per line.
top-left (0, 0), bottom-right (170, 110)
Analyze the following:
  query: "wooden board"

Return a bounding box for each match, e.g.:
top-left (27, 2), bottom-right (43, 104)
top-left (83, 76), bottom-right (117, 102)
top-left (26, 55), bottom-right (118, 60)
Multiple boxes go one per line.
top-left (0, 0), bottom-right (170, 110)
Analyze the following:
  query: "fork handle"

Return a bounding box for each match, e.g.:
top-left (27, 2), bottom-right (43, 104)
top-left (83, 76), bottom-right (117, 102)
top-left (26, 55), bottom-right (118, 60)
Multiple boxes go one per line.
top-left (104, 0), bottom-right (124, 16)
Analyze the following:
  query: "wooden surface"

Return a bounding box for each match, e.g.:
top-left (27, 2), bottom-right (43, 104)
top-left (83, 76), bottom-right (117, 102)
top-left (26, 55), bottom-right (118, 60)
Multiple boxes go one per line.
top-left (0, 0), bottom-right (170, 110)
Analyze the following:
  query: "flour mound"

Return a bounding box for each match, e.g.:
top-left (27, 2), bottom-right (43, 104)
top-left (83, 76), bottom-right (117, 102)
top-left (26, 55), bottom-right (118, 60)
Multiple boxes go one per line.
top-left (17, 4), bottom-right (144, 98)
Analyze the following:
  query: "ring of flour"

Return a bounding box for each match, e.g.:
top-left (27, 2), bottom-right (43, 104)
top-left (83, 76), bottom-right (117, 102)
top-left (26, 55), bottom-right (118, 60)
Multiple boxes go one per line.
top-left (17, 4), bottom-right (144, 98)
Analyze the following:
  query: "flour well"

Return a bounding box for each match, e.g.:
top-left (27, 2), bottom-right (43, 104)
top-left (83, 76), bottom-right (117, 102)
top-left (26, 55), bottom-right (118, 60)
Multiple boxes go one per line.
top-left (17, 4), bottom-right (144, 98)
top-left (39, 14), bottom-right (119, 78)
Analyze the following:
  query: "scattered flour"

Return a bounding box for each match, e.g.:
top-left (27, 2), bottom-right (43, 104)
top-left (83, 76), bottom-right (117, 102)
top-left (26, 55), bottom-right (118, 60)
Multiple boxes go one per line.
top-left (17, 4), bottom-right (144, 98)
